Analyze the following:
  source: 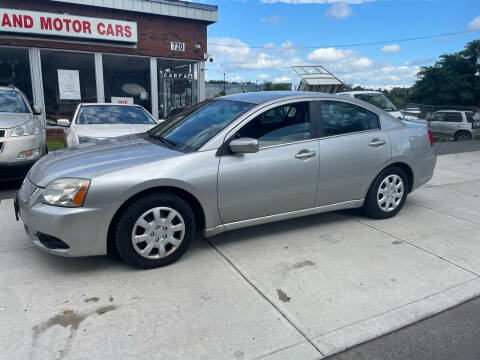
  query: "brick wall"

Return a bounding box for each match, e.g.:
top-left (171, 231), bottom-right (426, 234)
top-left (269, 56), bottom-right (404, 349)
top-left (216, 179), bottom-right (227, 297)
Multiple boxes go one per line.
top-left (0, 0), bottom-right (208, 60)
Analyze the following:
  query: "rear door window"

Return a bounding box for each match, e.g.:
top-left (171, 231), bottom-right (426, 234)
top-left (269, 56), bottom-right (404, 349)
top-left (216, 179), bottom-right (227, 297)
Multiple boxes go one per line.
top-left (320, 101), bottom-right (380, 137)
top-left (445, 113), bottom-right (462, 123)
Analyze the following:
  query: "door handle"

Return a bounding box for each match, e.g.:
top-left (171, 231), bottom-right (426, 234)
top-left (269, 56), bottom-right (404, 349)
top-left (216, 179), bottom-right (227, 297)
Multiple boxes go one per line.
top-left (369, 138), bottom-right (386, 148)
top-left (295, 150), bottom-right (316, 160)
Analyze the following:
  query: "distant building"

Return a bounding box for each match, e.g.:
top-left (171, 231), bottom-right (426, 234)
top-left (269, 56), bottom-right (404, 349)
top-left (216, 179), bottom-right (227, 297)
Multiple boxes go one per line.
top-left (205, 82), bottom-right (293, 99)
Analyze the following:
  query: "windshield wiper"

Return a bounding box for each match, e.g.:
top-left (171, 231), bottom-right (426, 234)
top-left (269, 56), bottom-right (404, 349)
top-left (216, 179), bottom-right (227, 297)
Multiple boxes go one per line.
top-left (145, 132), bottom-right (176, 148)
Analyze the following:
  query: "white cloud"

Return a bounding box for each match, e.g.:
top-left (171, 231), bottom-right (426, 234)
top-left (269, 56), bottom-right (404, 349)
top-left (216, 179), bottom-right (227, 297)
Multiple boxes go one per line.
top-left (261, 0), bottom-right (372, 3)
top-left (261, 15), bottom-right (288, 25)
top-left (467, 15), bottom-right (480, 30)
top-left (380, 44), bottom-right (400, 53)
top-left (275, 76), bottom-right (292, 82)
top-left (207, 37), bottom-right (421, 89)
top-left (230, 75), bottom-right (243, 81)
top-left (326, 3), bottom-right (352, 19)
top-left (208, 37), bottom-right (302, 71)
top-left (308, 47), bottom-right (354, 62)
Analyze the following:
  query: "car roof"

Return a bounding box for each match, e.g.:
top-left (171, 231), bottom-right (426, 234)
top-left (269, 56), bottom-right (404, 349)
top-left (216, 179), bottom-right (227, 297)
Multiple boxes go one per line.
top-left (0, 86), bottom-right (21, 92)
top-left (218, 91), bottom-right (351, 105)
top-left (80, 103), bottom-right (143, 107)
top-left (337, 91), bottom-right (383, 95)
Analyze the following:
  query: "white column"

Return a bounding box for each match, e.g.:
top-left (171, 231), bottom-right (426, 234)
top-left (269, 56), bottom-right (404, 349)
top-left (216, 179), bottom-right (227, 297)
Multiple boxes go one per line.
top-left (198, 60), bottom-right (206, 102)
top-left (28, 48), bottom-right (46, 126)
top-left (150, 57), bottom-right (158, 119)
top-left (94, 53), bottom-right (105, 103)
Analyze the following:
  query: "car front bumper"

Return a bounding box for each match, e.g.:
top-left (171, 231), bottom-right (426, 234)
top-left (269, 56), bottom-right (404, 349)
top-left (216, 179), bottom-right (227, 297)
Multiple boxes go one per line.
top-left (16, 185), bottom-right (114, 257)
top-left (0, 132), bottom-right (46, 179)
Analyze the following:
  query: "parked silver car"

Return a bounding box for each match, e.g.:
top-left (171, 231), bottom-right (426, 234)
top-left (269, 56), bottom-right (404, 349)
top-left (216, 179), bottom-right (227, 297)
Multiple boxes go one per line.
top-left (16, 92), bottom-right (436, 268)
top-left (0, 87), bottom-right (46, 180)
top-left (429, 110), bottom-right (480, 141)
top-left (57, 103), bottom-right (159, 147)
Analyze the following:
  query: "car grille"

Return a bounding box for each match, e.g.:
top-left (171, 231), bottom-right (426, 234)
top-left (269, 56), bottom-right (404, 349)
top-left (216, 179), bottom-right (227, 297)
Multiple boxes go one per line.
top-left (19, 177), bottom-right (38, 202)
top-left (0, 130), bottom-right (5, 137)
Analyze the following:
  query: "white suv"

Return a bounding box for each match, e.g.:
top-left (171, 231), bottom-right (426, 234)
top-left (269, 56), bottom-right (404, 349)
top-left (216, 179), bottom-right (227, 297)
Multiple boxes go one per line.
top-left (430, 110), bottom-right (480, 141)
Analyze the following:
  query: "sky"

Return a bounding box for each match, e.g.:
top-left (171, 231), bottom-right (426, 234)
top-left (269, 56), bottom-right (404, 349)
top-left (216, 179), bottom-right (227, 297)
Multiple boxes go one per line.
top-left (200, 0), bottom-right (480, 89)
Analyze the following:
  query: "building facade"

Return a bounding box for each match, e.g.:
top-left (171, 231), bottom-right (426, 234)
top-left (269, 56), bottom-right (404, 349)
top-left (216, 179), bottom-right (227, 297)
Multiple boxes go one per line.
top-left (0, 0), bottom-right (217, 122)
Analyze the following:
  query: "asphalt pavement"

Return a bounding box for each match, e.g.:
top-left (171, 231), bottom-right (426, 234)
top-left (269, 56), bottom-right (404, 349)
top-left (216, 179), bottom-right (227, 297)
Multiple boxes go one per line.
top-left (329, 296), bottom-right (480, 360)
top-left (434, 139), bottom-right (480, 155)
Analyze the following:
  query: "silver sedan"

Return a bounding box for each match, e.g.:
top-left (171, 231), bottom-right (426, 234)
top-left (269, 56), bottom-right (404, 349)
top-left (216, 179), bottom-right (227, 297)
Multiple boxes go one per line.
top-left (16, 92), bottom-right (436, 268)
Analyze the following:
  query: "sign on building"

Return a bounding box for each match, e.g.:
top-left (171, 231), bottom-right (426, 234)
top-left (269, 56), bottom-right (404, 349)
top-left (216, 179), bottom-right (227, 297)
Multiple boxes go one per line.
top-left (0, 9), bottom-right (138, 43)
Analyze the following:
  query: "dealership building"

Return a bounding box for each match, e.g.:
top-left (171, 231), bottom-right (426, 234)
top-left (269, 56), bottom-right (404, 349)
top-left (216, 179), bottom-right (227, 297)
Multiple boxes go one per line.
top-left (0, 0), bottom-right (217, 123)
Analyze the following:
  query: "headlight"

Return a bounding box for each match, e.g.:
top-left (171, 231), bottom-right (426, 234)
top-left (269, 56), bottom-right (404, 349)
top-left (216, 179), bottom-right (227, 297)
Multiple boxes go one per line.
top-left (11, 120), bottom-right (42, 137)
top-left (43, 178), bottom-right (90, 207)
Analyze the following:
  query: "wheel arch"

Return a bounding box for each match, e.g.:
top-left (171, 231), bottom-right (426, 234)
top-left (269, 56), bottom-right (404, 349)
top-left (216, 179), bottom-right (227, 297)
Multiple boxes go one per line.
top-left (365, 162), bottom-right (414, 198)
top-left (107, 186), bottom-right (206, 255)
top-left (454, 129), bottom-right (472, 140)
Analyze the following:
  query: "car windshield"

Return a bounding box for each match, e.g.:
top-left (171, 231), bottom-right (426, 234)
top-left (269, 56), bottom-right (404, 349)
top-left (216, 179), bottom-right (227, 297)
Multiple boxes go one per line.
top-left (0, 90), bottom-right (30, 113)
top-left (148, 100), bottom-right (255, 152)
top-left (354, 93), bottom-right (397, 111)
top-left (76, 105), bottom-right (156, 125)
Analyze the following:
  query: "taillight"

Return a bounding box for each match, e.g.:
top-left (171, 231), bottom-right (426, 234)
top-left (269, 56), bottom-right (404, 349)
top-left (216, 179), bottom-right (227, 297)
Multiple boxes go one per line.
top-left (428, 130), bottom-right (434, 147)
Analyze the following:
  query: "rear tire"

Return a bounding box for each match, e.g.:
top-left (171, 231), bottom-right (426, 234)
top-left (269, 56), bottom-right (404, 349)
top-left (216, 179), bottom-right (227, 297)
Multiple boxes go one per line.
top-left (114, 193), bottom-right (196, 269)
top-left (362, 166), bottom-right (408, 219)
top-left (454, 131), bottom-right (472, 141)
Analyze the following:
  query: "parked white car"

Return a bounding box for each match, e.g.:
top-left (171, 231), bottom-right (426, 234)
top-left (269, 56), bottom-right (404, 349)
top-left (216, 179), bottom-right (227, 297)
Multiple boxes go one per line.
top-left (58, 103), bottom-right (159, 147)
top-left (337, 91), bottom-right (404, 119)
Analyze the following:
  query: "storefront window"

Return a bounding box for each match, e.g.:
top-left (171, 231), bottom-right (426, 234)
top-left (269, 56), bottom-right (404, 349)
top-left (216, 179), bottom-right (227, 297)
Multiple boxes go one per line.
top-left (0, 47), bottom-right (33, 104)
top-left (157, 59), bottom-right (198, 119)
top-left (103, 54), bottom-right (151, 113)
top-left (41, 50), bottom-right (96, 123)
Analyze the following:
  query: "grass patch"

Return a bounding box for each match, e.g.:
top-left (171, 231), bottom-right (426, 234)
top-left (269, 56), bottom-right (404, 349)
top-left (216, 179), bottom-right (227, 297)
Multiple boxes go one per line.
top-left (47, 140), bottom-right (66, 151)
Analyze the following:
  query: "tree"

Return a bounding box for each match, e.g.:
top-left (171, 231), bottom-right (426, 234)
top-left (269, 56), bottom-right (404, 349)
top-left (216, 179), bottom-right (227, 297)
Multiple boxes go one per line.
top-left (263, 81), bottom-right (292, 91)
top-left (411, 40), bottom-right (480, 106)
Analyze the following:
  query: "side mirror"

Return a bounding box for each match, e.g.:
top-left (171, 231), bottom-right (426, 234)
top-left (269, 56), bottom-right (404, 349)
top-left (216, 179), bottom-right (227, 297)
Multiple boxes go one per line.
top-left (229, 137), bottom-right (259, 154)
top-left (57, 119), bottom-right (71, 127)
top-left (33, 106), bottom-right (42, 115)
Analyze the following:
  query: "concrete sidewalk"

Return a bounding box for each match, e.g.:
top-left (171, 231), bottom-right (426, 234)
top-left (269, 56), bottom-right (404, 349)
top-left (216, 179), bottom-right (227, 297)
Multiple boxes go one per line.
top-left (1, 151), bottom-right (480, 359)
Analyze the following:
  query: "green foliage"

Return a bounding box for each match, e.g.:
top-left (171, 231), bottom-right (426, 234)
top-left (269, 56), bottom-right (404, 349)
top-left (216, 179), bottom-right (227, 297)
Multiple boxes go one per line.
top-left (263, 81), bottom-right (292, 91)
top-left (411, 40), bottom-right (480, 106)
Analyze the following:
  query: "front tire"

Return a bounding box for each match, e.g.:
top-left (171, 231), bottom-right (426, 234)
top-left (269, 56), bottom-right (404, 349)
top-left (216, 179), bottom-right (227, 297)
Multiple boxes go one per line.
top-left (114, 193), bottom-right (196, 269)
top-left (362, 166), bottom-right (408, 219)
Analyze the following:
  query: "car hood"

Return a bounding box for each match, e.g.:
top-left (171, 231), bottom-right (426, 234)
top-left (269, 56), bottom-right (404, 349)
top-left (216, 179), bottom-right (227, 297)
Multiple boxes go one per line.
top-left (29, 134), bottom-right (182, 187)
top-left (74, 124), bottom-right (157, 138)
top-left (0, 112), bottom-right (33, 128)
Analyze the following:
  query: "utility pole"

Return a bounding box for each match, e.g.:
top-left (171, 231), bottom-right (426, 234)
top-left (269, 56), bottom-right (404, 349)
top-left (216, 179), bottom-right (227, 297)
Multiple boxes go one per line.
top-left (256, 80), bottom-right (258, 91)
top-left (223, 73), bottom-right (226, 94)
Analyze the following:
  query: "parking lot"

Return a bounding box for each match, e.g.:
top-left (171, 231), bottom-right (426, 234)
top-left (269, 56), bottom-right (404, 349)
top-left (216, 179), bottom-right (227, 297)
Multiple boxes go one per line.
top-left (1, 146), bottom-right (480, 360)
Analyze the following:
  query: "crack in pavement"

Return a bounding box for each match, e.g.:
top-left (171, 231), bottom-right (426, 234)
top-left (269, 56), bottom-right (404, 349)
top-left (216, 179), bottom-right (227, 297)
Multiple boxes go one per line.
top-left (200, 235), bottom-right (325, 358)
top-left (344, 213), bottom-right (480, 278)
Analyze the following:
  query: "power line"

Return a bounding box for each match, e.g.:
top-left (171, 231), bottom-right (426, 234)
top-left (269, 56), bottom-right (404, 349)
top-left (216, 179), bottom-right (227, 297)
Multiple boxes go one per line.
top-left (208, 29), bottom-right (480, 50)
